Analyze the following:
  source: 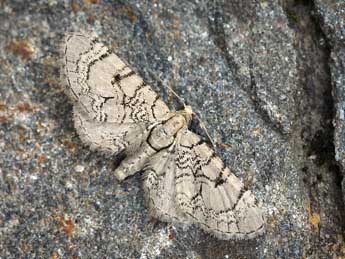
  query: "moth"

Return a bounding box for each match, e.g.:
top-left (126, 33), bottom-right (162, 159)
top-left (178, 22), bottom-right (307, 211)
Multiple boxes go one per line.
top-left (61, 32), bottom-right (265, 240)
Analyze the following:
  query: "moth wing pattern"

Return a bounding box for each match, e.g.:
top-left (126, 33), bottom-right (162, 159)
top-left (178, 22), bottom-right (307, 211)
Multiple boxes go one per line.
top-left (174, 129), bottom-right (265, 239)
top-left (142, 147), bottom-right (190, 223)
top-left (61, 32), bottom-right (170, 158)
top-left (62, 32), bottom-right (170, 124)
top-left (73, 105), bottom-right (150, 156)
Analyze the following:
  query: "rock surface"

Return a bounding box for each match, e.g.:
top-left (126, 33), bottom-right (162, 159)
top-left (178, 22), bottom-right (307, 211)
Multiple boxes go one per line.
top-left (314, 0), bottom-right (345, 206)
top-left (0, 0), bottom-right (344, 258)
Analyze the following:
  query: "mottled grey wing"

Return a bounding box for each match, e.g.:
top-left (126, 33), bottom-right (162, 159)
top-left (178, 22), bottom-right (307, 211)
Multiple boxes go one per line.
top-left (142, 147), bottom-right (190, 224)
top-left (62, 32), bottom-right (170, 123)
top-left (61, 32), bottom-right (170, 159)
top-left (73, 105), bottom-right (150, 155)
top-left (175, 130), bottom-right (265, 239)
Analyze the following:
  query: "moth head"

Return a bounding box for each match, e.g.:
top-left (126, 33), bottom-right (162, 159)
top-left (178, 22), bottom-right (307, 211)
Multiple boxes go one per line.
top-left (183, 105), bottom-right (193, 123)
top-left (184, 105), bottom-right (193, 115)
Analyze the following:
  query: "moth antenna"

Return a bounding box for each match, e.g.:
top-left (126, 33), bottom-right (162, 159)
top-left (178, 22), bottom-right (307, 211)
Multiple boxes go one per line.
top-left (193, 112), bottom-right (216, 149)
top-left (147, 70), bottom-right (186, 108)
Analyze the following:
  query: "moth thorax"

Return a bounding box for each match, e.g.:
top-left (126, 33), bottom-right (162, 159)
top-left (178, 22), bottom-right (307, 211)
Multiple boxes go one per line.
top-left (148, 115), bottom-right (186, 150)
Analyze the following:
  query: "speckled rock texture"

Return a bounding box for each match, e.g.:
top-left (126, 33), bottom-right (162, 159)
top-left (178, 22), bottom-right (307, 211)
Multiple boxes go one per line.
top-left (314, 0), bottom-right (345, 206)
top-left (0, 0), bottom-right (344, 258)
